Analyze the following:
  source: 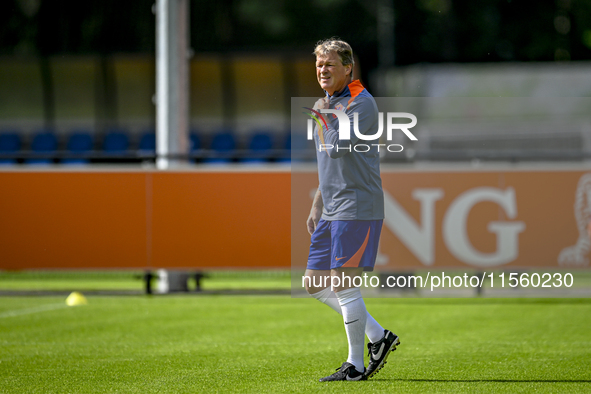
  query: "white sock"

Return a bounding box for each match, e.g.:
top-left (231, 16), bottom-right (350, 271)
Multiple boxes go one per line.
top-left (365, 313), bottom-right (385, 343)
top-left (311, 287), bottom-right (385, 343)
top-left (336, 288), bottom-right (367, 373)
top-left (310, 286), bottom-right (342, 314)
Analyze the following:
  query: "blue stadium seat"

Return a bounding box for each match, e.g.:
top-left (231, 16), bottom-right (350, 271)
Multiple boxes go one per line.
top-left (241, 131), bottom-right (273, 163)
top-left (0, 133), bottom-right (21, 165)
top-left (278, 132), bottom-right (312, 163)
top-left (62, 132), bottom-right (93, 165)
top-left (276, 133), bottom-right (292, 163)
top-left (26, 130), bottom-right (57, 165)
top-left (292, 133), bottom-right (311, 161)
top-left (103, 130), bottom-right (129, 155)
top-left (190, 132), bottom-right (201, 162)
top-left (204, 131), bottom-right (236, 164)
top-left (137, 131), bottom-right (202, 161)
top-left (190, 133), bottom-right (201, 151)
top-left (138, 131), bottom-right (156, 156)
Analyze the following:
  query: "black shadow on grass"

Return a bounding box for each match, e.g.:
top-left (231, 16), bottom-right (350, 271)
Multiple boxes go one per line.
top-left (370, 378), bottom-right (591, 383)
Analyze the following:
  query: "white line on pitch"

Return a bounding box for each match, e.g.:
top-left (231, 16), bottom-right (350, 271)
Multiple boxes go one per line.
top-left (0, 303), bottom-right (68, 319)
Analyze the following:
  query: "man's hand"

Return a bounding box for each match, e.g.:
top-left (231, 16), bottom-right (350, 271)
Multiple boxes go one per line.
top-left (307, 189), bottom-right (323, 235)
top-left (307, 206), bottom-right (322, 235)
top-left (313, 97), bottom-right (329, 111)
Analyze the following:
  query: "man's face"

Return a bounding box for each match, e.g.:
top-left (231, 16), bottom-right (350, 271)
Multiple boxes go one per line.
top-left (316, 51), bottom-right (352, 96)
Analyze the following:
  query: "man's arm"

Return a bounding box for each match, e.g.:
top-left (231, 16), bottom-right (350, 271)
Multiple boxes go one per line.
top-left (307, 188), bottom-right (323, 235)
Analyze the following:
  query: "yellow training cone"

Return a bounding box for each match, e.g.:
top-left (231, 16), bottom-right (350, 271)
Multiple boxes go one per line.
top-left (66, 291), bottom-right (88, 306)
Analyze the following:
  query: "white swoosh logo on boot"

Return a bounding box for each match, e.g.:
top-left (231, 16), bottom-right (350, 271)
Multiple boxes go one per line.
top-left (373, 342), bottom-right (386, 360)
top-left (346, 374), bottom-right (364, 381)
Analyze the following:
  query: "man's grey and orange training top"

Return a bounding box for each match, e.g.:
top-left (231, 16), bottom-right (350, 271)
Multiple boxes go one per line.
top-left (314, 79), bottom-right (385, 221)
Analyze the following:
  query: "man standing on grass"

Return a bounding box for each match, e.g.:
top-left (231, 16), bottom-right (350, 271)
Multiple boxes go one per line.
top-left (303, 38), bottom-right (400, 382)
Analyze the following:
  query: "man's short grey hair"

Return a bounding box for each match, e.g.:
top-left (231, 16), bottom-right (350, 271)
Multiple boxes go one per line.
top-left (314, 38), bottom-right (354, 67)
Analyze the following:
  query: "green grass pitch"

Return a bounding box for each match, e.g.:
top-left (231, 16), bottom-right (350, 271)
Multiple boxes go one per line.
top-left (1, 296), bottom-right (590, 393)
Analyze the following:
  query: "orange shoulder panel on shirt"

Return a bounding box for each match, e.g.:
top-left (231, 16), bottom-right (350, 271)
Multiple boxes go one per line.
top-left (347, 80), bottom-right (365, 106)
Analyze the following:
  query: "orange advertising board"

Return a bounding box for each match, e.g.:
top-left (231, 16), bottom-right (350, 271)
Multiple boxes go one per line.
top-left (0, 168), bottom-right (589, 271)
top-left (0, 170), bottom-right (290, 270)
top-left (292, 168), bottom-right (590, 270)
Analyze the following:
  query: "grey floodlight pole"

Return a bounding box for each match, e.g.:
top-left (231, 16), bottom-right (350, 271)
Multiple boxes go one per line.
top-left (155, 0), bottom-right (190, 169)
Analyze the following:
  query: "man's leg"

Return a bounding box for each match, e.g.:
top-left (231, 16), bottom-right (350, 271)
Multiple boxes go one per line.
top-left (332, 268), bottom-right (400, 380)
top-left (331, 267), bottom-right (367, 373)
top-left (305, 219), bottom-right (398, 381)
top-left (304, 269), bottom-right (341, 313)
top-left (304, 268), bottom-right (385, 342)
